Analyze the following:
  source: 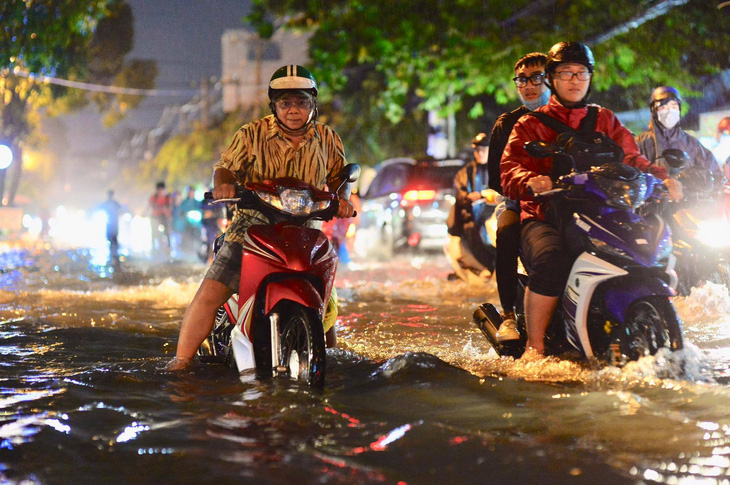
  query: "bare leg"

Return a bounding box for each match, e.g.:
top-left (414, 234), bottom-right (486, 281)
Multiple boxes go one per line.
top-left (167, 278), bottom-right (233, 369)
top-left (325, 326), bottom-right (337, 348)
top-left (523, 286), bottom-right (559, 356)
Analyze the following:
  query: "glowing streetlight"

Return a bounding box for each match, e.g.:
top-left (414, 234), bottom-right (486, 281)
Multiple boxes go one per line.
top-left (0, 144), bottom-right (12, 170)
top-left (0, 144), bottom-right (13, 206)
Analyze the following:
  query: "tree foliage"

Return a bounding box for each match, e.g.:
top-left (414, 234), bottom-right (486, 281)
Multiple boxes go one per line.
top-left (0, 0), bottom-right (156, 205)
top-left (137, 108), bottom-right (265, 189)
top-left (248, 0), bottom-right (730, 162)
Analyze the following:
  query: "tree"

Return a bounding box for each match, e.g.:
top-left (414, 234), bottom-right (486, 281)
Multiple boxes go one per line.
top-left (137, 108), bottom-right (265, 190)
top-left (249, 0), bottom-right (730, 162)
top-left (0, 0), bottom-right (156, 206)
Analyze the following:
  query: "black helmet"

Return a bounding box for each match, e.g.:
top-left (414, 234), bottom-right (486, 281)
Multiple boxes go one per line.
top-left (545, 42), bottom-right (595, 74)
top-left (650, 86), bottom-right (682, 112)
top-left (471, 133), bottom-right (488, 148)
top-left (268, 65), bottom-right (318, 101)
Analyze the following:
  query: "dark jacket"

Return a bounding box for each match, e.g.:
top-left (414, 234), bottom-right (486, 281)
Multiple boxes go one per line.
top-left (453, 160), bottom-right (488, 231)
top-left (636, 120), bottom-right (723, 182)
top-left (487, 105), bottom-right (530, 193)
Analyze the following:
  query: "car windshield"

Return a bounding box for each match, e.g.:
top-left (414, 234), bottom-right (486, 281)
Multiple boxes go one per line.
top-left (408, 164), bottom-right (462, 190)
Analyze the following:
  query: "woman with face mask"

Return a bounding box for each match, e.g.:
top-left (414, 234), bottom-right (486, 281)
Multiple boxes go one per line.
top-left (636, 86), bottom-right (723, 183)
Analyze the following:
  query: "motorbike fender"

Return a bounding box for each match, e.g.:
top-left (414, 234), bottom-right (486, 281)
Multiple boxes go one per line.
top-left (230, 323), bottom-right (256, 373)
top-left (603, 277), bottom-right (675, 323)
top-left (265, 279), bottom-right (324, 316)
top-left (224, 295), bottom-right (257, 372)
top-left (563, 252), bottom-right (628, 359)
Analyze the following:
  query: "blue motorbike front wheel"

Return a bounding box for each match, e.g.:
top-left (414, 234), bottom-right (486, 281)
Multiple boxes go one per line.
top-left (618, 296), bottom-right (684, 362)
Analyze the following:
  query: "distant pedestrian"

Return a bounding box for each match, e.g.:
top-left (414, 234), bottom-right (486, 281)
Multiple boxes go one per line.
top-left (98, 190), bottom-right (122, 262)
top-left (148, 181), bottom-right (173, 256)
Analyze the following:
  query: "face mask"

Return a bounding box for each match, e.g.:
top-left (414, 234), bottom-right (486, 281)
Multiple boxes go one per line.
top-left (521, 90), bottom-right (551, 111)
top-left (657, 108), bottom-right (680, 129)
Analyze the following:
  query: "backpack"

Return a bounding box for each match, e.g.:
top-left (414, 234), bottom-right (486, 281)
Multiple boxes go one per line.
top-left (526, 106), bottom-right (625, 179)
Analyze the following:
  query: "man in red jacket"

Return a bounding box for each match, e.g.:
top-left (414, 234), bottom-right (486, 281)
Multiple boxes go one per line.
top-left (500, 41), bottom-right (683, 358)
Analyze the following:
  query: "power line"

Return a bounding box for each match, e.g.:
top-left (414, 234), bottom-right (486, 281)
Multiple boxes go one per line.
top-left (6, 68), bottom-right (200, 96)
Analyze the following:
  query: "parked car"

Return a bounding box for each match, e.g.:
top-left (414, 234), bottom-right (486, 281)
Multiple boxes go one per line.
top-left (356, 157), bottom-right (464, 257)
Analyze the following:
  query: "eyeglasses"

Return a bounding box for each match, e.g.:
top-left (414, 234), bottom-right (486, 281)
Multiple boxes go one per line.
top-left (275, 98), bottom-right (313, 110)
top-left (554, 70), bottom-right (592, 82)
top-left (513, 72), bottom-right (545, 87)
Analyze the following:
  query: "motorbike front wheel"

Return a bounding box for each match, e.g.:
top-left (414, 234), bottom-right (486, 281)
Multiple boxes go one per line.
top-left (617, 296), bottom-right (684, 362)
top-left (253, 302), bottom-right (326, 388)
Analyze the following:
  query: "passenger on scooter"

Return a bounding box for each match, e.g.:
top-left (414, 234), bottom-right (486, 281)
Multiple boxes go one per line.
top-left (501, 41), bottom-right (683, 358)
top-left (451, 133), bottom-right (496, 277)
top-left (636, 86), bottom-right (723, 184)
top-left (167, 65), bottom-right (355, 370)
top-left (485, 51), bottom-right (549, 342)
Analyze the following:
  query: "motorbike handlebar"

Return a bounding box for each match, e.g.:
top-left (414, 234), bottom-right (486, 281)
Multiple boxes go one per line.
top-left (203, 189), bottom-right (356, 220)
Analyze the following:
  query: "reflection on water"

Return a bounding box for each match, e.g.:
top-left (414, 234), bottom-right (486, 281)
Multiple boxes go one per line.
top-left (1, 247), bottom-right (730, 483)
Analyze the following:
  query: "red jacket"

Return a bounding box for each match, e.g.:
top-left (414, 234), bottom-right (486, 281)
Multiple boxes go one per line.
top-left (501, 96), bottom-right (667, 221)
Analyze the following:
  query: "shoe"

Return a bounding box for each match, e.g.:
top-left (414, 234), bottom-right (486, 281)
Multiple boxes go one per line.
top-left (478, 269), bottom-right (492, 280)
top-left (496, 314), bottom-right (520, 342)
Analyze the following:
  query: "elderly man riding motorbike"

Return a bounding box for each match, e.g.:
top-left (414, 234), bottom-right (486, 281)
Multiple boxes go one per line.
top-left (167, 65), bottom-right (355, 370)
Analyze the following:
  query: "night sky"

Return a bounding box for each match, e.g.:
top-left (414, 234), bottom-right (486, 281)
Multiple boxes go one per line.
top-left (59, 0), bottom-right (252, 156)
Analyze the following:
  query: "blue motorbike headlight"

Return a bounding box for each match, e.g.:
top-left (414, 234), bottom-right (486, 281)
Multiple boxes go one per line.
top-left (588, 236), bottom-right (631, 261)
top-left (594, 175), bottom-right (648, 209)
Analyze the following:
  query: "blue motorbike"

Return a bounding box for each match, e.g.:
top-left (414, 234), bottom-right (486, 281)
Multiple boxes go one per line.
top-left (474, 142), bottom-right (684, 364)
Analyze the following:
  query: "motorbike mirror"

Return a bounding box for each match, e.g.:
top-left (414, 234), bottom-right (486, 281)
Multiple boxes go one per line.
top-left (525, 140), bottom-right (562, 158)
top-left (334, 164), bottom-right (361, 194)
top-left (340, 164), bottom-right (361, 184)
top-left (661, 148), bottom-right (690, 171)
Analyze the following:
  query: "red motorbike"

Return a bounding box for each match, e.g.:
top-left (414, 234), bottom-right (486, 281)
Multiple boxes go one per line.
top-left (197, 165), bottom-right (360, 388)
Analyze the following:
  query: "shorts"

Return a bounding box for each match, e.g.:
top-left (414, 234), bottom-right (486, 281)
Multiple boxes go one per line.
top-left (204, 240), bottom-right (242, 293)
top-left (520, 219), bottom-right (572, 297)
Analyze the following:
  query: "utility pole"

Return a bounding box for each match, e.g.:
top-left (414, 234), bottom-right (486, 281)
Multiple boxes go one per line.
top-left (200, 77), bottom-right (210, 128)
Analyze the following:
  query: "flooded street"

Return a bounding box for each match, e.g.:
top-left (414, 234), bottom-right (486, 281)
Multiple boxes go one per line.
top-left (2, 242), bottom-right (730, 484)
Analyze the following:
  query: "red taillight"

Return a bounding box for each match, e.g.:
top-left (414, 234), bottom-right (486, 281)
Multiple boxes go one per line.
top-left (403, 190), bottom-right (436, 202)
top-left (407, 232), bottom-right (421, 247)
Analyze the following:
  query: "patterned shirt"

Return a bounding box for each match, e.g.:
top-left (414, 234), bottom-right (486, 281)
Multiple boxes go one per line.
top-left (213, 114), bottom-right (347, 243)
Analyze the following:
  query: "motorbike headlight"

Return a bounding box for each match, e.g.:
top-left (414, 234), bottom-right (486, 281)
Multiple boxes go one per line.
top-left (255, 190), bottom-right (283, 210)
top-left (279, 188), bottom-right (321, 216)
top-left (697, 219), bottom-right (730, 248)
top-left (594, 175), bottom-right (648, 209)
top-left (588, 236), bottom-right (631, 261)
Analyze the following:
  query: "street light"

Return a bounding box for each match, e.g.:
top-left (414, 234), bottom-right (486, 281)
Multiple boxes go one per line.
top-left (0, 144), bottom-right (13, 206)
top-left (0, 145), bottom-right (12, 170)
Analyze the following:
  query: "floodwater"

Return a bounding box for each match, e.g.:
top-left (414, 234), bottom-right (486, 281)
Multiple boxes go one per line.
top-left (2, 242), bottom-right (730, 484)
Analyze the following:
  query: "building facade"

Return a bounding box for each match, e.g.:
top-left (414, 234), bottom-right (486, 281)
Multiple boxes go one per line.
top-left (221, 29), bottom-right (312, 113)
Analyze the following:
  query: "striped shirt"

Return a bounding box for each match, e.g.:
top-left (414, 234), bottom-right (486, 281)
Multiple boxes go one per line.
top-left (213, 114), bottom-right (347, 243)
